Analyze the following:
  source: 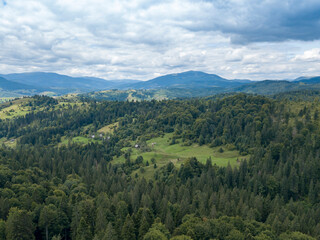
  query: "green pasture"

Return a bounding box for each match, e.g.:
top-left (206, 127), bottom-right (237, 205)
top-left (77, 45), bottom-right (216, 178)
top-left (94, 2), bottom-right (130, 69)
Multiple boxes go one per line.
top-left (113, 133), bottom-right (249, 178)
top-left (59, 136), bottom-right (102, 146)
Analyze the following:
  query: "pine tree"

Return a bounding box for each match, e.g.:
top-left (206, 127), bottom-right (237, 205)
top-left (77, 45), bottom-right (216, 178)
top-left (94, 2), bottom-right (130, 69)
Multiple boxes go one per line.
top-left (121, 215), bottom-right (135, 240)
top-left (39, 204), bottom-right (59, 240)
top-left (308, 180), bottom-right (316, 204)
top-left (103, 223), bottom-right (118, 240)
top-left (5, 208), bottom-right (35, 240)
top-left (76, 217), bottom-right (92, 240)
top-left (51, 235), bottom-right (61, 240)
top-left (165, 209), bottom-right (174, 232)
top-left (143, 229), bottom-right (168, 240)
top-left (0, 220), bottom-right (5, 240)
top-left (139, 216), bottom-right (150, 239)
top-left (95, 207), bottom-right (108, 235)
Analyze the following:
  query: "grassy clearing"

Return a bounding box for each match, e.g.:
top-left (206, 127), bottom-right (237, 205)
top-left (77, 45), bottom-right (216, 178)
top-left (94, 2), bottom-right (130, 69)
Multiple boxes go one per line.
top-left (0, 97), bottom-right (15, 103)
top-left (59, 93), bottom-right (79, 99)
top-left (98, 122), bottom-right (119, 134)
top-left (0, 137), bottom-right (17, 148)
top-left (113, 133), bottom-right (249, 178)
top-left (82, 124), bottom-right (93, 132)
top-left (0, 98), bottom-right (33, 119)
top-left (59, 136), bottom-right (102, 146)
top-left (0, 98), bottom-right (88, 120)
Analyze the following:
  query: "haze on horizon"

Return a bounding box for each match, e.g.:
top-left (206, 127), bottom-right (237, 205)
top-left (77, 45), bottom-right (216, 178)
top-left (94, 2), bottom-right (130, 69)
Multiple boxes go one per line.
top-left (0, 0), bottom-right (320, 81)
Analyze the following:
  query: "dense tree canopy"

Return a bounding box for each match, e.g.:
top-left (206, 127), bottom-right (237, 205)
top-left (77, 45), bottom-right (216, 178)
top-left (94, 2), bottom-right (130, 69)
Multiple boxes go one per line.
top-left (0, 94), bottom-right (319, 239)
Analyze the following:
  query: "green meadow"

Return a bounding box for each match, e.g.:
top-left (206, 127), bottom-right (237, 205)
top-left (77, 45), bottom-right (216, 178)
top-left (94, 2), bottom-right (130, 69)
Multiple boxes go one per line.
top-left (59, 136), bottom-right (102, 146)
top-left (97, 122), bottom-right (119, 134)
top-left (113, 133), bottom-right (249, 178)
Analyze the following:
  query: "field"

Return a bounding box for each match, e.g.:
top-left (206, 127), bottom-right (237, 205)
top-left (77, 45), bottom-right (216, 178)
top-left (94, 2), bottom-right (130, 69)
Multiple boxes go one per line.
top-left (113, 133), bottom-right (249, 178)
top-left (97, 122), bottom-right (119, 134)
top-left (0, 97), bottom-right (15, 103)
top-left (59, 136), bottom-right (102, 146)
top-left (0, 98), bottom-right (33, 119)
top-left (0, 137), bottom-right (17, 148)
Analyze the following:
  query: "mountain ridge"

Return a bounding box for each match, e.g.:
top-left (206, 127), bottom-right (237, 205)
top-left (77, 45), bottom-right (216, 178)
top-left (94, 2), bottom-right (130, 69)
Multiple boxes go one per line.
top-left (0, 72), bottom-right (141, 96)
top-left (1, 70), bottom-right (320, 98)
top-left (127, 70), bottom-right (251, 89)
top-left (0, 76), bottom-right (37, 91)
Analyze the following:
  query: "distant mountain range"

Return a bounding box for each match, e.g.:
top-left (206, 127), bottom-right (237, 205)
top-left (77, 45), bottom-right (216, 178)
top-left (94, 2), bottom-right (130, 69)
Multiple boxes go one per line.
top-left (0, 76), bottom-right (35, 91)
top-left (0, 72), bottom-right (142, 96)
top-left (1, 70), bottom-right (320, 98)
top-left (126, 71), bottom-right (251, 89)
top-left (293, 76), bottom-right (320, 84)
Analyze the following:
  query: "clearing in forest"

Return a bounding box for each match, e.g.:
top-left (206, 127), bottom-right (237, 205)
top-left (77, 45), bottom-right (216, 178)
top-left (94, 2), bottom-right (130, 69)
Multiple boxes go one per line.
top-left (113, 133), bottom-right (249, 178)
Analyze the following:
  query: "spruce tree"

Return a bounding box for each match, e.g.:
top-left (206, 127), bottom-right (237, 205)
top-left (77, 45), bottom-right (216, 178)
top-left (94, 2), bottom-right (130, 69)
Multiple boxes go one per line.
top-left (139, 216), bottom-right (150, 239)
top-left (121, 215), bottom-right (135, 240)
top-left (103, 223), bottom-right (118, 240)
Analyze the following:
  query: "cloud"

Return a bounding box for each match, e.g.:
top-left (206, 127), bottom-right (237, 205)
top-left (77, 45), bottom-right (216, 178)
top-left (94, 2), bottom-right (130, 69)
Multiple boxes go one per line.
top-left (0, 0), bottom-right (319, 80)
top-left (293, 48), bottom-right (320, 62)
top-left (184, 0), bottom-right (320, 44)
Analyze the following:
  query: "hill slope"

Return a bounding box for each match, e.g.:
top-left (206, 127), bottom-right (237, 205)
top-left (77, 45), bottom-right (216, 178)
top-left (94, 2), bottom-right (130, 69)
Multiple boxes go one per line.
top-left (232, 80), bottom-right (320, 95)
top-left (0, 94), bottom-right (318, 239)
top-left (0, 76), bottom-right (36, 91)
top-left (2, 72), bottom-right (113, 90)
top-left (293, 76), bottom-right (320, 84)
top-left (129, 71), bottom-right (250, 89)
top-left (0, 72), bottom-right (141, 96)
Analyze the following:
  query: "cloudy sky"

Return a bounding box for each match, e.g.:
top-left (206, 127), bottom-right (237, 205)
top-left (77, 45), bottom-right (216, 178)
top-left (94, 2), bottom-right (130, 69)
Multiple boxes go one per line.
top-left (0, 0), bottom-right (320, 80)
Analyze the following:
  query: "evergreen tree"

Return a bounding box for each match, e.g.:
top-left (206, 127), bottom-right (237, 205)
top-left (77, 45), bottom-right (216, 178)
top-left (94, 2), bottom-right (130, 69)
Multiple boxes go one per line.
top-left (5, 208), bottom-right (35, 240)
top-left (39, 204), bottom-right (59, 240)
top-left (76, 217), bottom-right (92, 240)
top-left (144, 229), bottom-right (168, 240)
top-left (102, 223), bottom-right (118, 240)
top-left (170, 236), bottom-right (192, 240)
top-left (139, 216), bottom-right (151, 239)
top-left (51, 235), bottom-right (61, 240)
top-left (121, 215), bottom-right (135, 240)
top-left (0, 220), bottom-right (5, 240)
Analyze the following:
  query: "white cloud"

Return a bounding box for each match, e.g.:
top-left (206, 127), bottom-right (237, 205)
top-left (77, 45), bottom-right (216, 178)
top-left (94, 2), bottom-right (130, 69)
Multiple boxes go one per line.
top-left (0, 0), bottom-right (319, 80)
top-left (292, 48), bottom-right (320, 62)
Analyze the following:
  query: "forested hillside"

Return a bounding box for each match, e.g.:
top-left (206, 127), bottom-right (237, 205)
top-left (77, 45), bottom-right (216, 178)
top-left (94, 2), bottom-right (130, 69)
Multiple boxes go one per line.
top-left (0, 94), bottom-right (319, 240)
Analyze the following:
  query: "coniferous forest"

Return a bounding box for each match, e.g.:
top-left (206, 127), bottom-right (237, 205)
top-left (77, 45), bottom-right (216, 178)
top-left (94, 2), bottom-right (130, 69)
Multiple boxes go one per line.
top-left (0, 93), bottom-right (319, 240)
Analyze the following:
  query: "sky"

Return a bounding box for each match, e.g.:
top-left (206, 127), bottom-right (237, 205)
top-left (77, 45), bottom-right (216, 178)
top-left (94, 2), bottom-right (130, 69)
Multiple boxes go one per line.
top-left (0, 0), bottom-right (320, 80)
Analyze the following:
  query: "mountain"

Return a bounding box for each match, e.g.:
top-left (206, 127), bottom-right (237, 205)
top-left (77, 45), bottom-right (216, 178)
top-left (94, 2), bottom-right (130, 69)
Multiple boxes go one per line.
top-left (1, 72), bottom-right (114, 90)
top-left (81, 72), bottom-right (320, 100)
top-left (2, 70), bottom-right (320, 99)
top-left (0, 76), bottom-right (40, 97)
top-left (128, 71), bottom-right (250, 89)
top-left (0, 76), bottom-right (36, 91)
top-left (234, 80), bottom-right (299, 95)
top-left (293, 76), bottom-right (320, 84)
top-left (0, 72), bottom-right (141, 96)
top-left (233, 80), bottom-right (320, 95)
